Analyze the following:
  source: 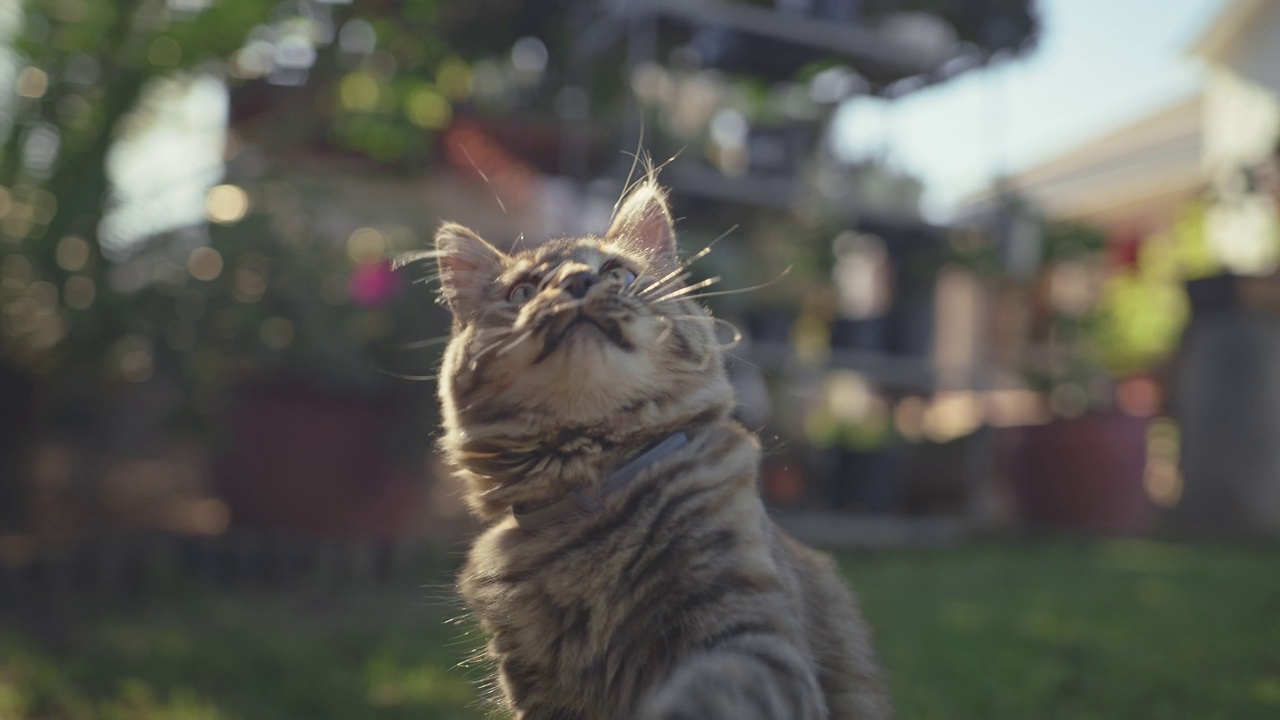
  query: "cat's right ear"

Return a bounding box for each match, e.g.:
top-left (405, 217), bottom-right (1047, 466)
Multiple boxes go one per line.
top-left (606, 182), bottom-right (678, 270)
top-left (435, 223), bottom-right (505, 318)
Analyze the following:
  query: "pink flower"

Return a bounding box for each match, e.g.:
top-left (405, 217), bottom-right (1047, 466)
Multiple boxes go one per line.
top-left (348, 261), bottom-right (400, 307)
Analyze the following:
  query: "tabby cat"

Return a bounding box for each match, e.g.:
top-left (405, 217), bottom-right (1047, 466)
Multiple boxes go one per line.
top-left (434, 179), bottom-right (891, 719)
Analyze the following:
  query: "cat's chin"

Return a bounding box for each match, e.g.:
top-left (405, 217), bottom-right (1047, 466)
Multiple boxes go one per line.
top-left (534, 315), bottom-right (633, 363)
top-left (506, 340), bottom-right (661, 420)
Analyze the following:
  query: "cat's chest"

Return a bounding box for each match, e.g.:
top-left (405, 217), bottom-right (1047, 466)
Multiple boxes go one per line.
top-left (462, 519), bottom-right (695, 710)
top-left (464, 519), bottom-right (669, 653)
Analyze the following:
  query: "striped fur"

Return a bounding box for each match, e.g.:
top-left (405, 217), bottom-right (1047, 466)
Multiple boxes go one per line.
top-left (435, 182), bottom-right (891, 719)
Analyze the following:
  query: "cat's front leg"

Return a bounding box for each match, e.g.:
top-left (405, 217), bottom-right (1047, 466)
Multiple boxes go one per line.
top-left (636, 634), bottom-right (828, 720)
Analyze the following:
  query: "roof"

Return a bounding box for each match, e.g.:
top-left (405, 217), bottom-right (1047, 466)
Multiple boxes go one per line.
top-left (1188, 0), bottom-right (1270, 61)
top-left (965, 93), bottom-right (1205, 226)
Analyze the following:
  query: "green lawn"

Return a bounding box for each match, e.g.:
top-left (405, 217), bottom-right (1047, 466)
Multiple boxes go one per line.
top-left (842, 541), bottom-right (1280, 720)
top-left (2, 539), bottom-right (1278, 719)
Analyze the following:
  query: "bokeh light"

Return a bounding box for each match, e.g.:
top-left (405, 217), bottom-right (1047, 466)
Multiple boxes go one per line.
top-left (55, 235), bottom-right (90, 271)
top-left (339, 72), bottom-right (380, 111)
top-left (232, 266), bottom-right (266, 303)
top-left (1144, 418), bottom-right (1183, 508)
top-left (405, 86), bottom-right (451, 130)
top-left (205, 184), bottom-right (249, 224)
top-left (346, 227), bottom-right (385, 263)
top-left (436, 56), bottom-right (473, 100)
top-left (116, 335), bottom-right (154, 383)
top-left (15, 65), bottom-right (48, 98)
top-left (187, 246), bottom-right (224, 281)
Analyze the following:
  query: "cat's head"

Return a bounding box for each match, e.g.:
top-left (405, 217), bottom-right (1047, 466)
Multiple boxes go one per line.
top-left (433, 182), bottom-right (735, 515)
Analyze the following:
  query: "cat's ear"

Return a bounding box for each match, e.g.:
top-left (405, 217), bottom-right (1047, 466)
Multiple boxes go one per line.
top-left (435, 222), bottom-right (505, 318)
top-left (606, 183), bottom-right (677, 268)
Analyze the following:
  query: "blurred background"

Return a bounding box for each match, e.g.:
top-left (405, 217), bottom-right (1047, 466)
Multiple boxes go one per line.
top-left (2, 0), bottom-right (1279, 717)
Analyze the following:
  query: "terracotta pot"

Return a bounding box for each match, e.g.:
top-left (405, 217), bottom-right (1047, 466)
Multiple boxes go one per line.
top-left (1002, 413), bottom-right (1152, 534)
top-left (212, 381), bottom-right (423, 539)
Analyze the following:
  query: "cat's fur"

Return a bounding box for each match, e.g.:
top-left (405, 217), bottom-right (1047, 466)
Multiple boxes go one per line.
top-left (434, 180), bottom-right (890, 720)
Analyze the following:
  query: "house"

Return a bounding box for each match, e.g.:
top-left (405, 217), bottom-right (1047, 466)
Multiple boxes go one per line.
top-left (1191, 0), bottom-right (1280, 273)
top-left (966, 0), bottom-right (1280, 537)
top-left (1175, 0), bottom-right (1280, 538)
top-left (964, 93), bottom-right (1204, 241)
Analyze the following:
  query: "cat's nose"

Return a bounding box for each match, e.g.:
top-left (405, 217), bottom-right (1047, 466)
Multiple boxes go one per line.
top-left (560, 271), bottom-right (596, 299)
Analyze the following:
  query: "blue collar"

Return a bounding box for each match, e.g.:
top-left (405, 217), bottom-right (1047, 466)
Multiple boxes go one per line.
top-left (512, 432), bottom-right (689, 531)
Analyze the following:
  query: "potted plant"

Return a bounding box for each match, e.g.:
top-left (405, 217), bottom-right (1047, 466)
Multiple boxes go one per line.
top-left (995, 220), bottom-right (1167, 534)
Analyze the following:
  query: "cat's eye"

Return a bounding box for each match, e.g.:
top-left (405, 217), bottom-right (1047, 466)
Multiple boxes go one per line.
top-left (601, 261), bottom-right (637, 286)
top-left (508, 282), bottom-right (536, 304)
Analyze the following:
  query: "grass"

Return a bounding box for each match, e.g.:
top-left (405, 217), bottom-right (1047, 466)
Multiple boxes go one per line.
top-left (2, 539), bottom-right (1279, 719)
top-left (0, 584), bottom-right (489, 720)
top-left (841, 540), bottom-right (1280, 720)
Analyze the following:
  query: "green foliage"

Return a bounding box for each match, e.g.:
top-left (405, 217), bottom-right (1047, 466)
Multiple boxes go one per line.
top-left (1088, 202), bottom-right (1216, 374)
top-left (0, 0), bottom-right (521, 413)
top-left (1041, 221), bottom-right (1105, 263)
top-left (1165, 201), bottom-right (1221, 280)
top-left (949, 201), bottom-right (1212, 379)
top-left (2, 0), bottom-right (276, 379)
top-left (1089, 269), bottom-right (1189, 375)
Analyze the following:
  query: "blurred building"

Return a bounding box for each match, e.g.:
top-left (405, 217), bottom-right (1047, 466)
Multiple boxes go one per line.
top-left (966, 93), bottom-right (1203, 244)
top-left (963, 0), bottom-right (1280, 538)
top-left (1176, 0), bottom-right (1280, 538)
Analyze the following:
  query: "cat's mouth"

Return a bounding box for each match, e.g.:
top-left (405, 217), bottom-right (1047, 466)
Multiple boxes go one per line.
top-left (534, 312), bottom-right (632, 362)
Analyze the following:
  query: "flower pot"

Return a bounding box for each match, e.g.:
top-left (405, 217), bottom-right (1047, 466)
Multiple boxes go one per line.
top-left (1002, 413), bottom-right (1152, 534)
top-left (212, 380), bottom-right (424, 540)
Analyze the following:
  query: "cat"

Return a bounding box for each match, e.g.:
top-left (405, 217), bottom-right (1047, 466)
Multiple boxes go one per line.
top-left (434, 178), bottom-right (891, 720)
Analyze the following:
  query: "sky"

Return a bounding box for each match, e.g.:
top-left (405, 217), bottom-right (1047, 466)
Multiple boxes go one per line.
top-left (1, 0), bottom-right (1234, 238)
top-left (833, 0), bottom-right (1230, 222)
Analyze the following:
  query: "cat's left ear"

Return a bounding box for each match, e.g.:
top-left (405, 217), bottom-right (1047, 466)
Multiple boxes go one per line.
top-left (606, 183), bottom-right (677, 268)
top-left (435, 222), bottom-right (505, 319)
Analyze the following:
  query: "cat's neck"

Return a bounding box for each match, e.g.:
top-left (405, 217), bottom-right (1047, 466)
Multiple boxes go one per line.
top-left (452, 405), bottom-right (732, 521)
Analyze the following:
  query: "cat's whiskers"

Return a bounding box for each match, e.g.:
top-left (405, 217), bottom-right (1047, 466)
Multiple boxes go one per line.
top-left (455, 390), bottom-right (502, 416)
top-left (470, 328), bottom-right (519, 367)
top-left (397, 326), bottom-right (505, 351)
top-left (377, 369), bottom-right (439, 381)
top-left (646, 275), bottom-right (723, 305)
top-left (663, 315), bottom-right (743, 351)
top-left (725, 350), bottom-right (760, 370)
top-left (631, 261), bottom-right (696, 299)
top-left (628, 224), bottom-right (738, 300)
top-left (458, 142), bottom-right (508, 215)
top-left (495, 329), bottom-right (536, 357)
top-left (653, 315), bottom-right (674, 346)
top-left (390, 249), bottom-right (444, 270)
top-left (613, 125), bottom-right (648, 221)
top-left (613, 149), bottom-right (682, 221)
top-left (634, 270), bottom-right (692, 299)
top-left (654, 266), bottom-right (795, 305)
